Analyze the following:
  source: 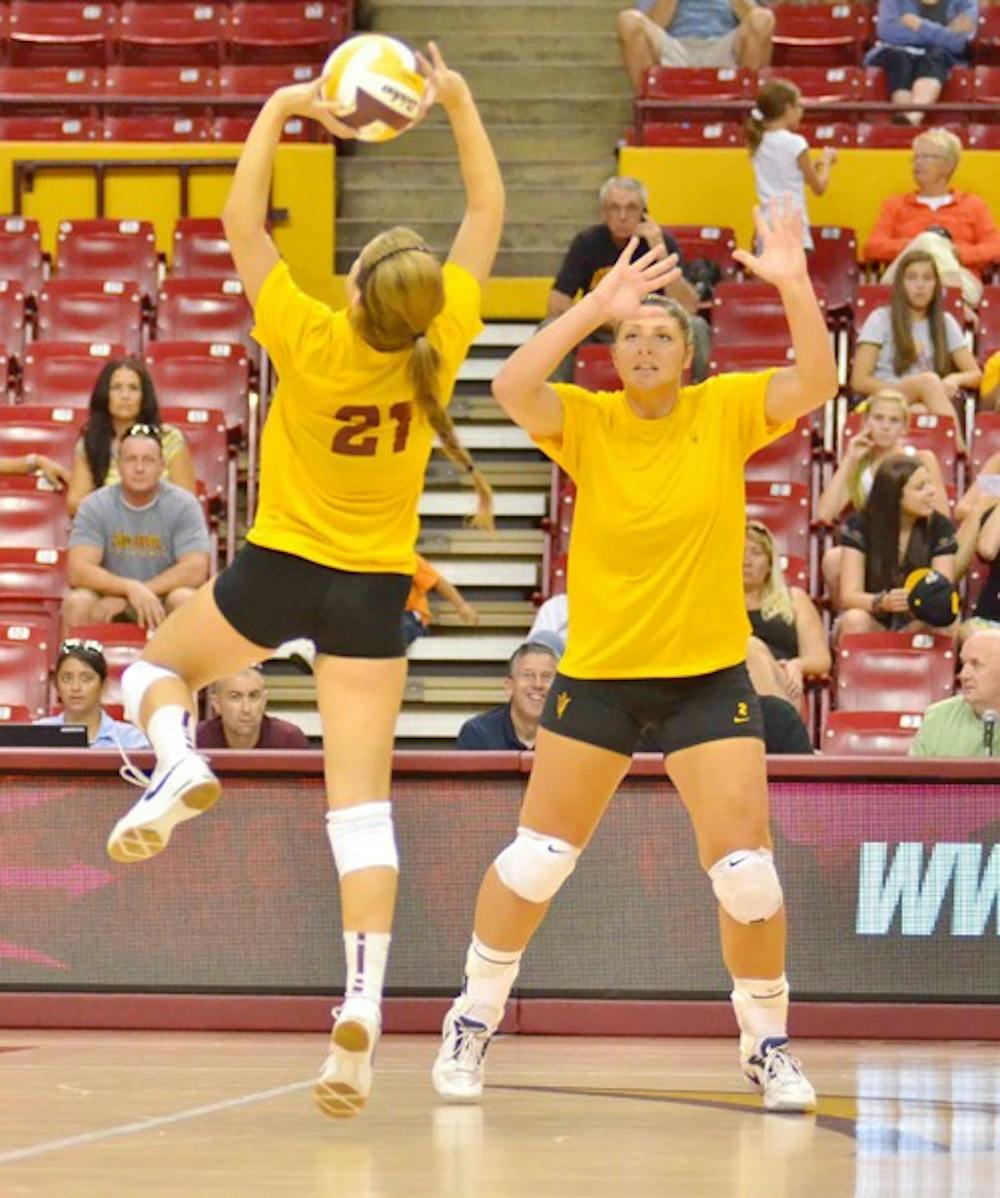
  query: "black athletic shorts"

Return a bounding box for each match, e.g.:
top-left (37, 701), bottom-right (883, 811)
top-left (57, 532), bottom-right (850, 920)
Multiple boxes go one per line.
top-left (213, 542), bottom-right (410, 658)
top-left (539, 664), bottom-right (764, 757)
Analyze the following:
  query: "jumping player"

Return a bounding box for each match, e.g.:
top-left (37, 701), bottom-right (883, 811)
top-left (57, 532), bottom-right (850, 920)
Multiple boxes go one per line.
top-left (432, 197), bottom-right (837, 1113)
top-left (104, 44), bottom-right (503, 1119)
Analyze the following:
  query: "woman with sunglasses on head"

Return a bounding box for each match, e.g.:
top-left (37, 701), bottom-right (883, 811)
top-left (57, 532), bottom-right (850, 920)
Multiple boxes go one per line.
top-left (66, 357), bottom-right (196, 517)
top-left (431, 196), bottom-right (837, 1115)
top-left (35, 639), bottom-right (148, 749)
top-left (104, 42), bottom-right (502, 1120)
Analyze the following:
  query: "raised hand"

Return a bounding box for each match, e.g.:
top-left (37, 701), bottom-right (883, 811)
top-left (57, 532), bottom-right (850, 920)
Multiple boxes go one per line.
top-left (732, 196), bottom-right (809, 290)
top-left (273, 78), bottom-right (358, 138)
top-left (589, 238), bottom-right (681, 324)
top-left (416, 41), bottom-right (468, 116)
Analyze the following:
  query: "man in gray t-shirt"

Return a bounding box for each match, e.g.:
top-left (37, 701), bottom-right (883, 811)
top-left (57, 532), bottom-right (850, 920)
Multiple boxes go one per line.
top-left (63, 428), bottom-right (211, 632)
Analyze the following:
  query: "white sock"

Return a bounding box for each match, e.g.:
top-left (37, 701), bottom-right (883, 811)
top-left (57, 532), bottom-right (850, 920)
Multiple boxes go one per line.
top-left (731, 975), bottom-right (789, 1042)
top-left (146, 705), bottom-right (194, 767)
top-left (461, 935), bottom-right (521, 1026)
top-left (343, 931), bottom-right (391, 1007)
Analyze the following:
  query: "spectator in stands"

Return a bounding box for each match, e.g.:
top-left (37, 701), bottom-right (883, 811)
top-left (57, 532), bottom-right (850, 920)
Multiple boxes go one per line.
top-left (528, 592), bottom-right (568, 658)
top-left (66, 358), bottom-right (197, 517)
top-left (863, 130), bottom-right (1000, 286)
top-left (965, 492), bottom-right (1000, 624)
top-left (34, 637), bottom-right (148, 749)
top-left (547, 176), bottom-right (710, 382)
top-left (865, 0), bottom-right (977, 127)
top-left (196, 665), bottom-right (310, 749)
top-left (743, 520), bottom-right (830, 707)
top-left (0, 452), bottom-right (68, 490)
top-left (455, 643), bottom-right (558, 750)
top-left (62, 425), bottom-right (210, 634)
top-left (746, 78), bottom-right (837, 252)
top-left (850, 248), bottom-right (981, 450)
top-left (403, 554), bottom-right (479, 649)
top-left (837, 455), bottom-right (958, 638)
top-left (818, 390), bottom-right (949, 603)
top-left (616, 0), bottom-right (774, 90)
top-left (957, 451), bottom-right (1000, 523)
top-left (909, 629), bottom-right (1000, 757)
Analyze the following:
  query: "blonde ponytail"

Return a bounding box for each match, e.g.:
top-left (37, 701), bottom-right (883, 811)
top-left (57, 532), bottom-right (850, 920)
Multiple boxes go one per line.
top-left (351, 225), bottom-right (494, 531)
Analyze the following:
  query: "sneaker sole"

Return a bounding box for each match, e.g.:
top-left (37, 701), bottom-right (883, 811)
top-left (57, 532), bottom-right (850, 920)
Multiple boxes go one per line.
top-left (106, 778), bottom-right (222, 864)
top-left (313, 1022), bottom-right (373, 1120)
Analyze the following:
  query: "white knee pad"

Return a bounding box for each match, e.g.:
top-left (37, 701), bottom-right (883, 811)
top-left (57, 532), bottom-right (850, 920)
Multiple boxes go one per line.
top-left (325, 801), bottom-right (398, 878)
top-left (494, 825), bottom-right (580, 904)
top-left (121, 660), bottom-right (181, 725)
top-left (708, 848), bottom-right (784, 925)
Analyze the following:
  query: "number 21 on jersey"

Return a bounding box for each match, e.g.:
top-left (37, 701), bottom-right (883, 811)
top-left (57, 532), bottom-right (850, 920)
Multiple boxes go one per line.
top-left (331, 402), bottom-right (412, 457)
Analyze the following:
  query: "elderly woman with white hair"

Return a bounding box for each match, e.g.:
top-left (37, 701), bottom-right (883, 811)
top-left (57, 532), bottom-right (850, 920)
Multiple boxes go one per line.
top-left (864, 128), bottom-right (1000, 287)
top-left (865, 0), bottom-right (977, 126)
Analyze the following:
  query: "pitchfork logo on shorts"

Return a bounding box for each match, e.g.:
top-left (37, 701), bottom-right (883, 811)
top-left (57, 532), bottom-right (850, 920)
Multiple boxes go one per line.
top-left (556, 692), bottom-right (572, 719)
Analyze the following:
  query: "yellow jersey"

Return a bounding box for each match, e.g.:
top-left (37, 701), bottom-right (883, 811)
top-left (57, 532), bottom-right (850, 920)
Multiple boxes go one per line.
top-left (535, 371), bottom-right (792, 679)
top-left (247, 259), bottom-right (483, 574)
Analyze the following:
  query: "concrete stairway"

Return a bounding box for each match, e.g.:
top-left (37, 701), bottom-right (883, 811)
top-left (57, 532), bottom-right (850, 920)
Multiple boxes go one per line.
top-left (335, 0), bottom-right (633, 276)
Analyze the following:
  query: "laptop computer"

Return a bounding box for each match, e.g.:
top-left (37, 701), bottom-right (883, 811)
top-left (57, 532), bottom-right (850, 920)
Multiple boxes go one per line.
top-left (0, 724), bottom-right (89, 747)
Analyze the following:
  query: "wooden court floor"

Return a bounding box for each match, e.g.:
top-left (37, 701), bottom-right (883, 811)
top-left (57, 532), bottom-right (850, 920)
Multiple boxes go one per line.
top-left (1, 1031), bottom-right (998, 1197)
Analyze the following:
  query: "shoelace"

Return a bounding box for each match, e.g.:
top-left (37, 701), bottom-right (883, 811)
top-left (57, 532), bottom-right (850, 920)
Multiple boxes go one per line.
top-left (114, 729), bottom-right (152, 790)
top-left (763, 1046), bottom-right (805, 1086)
top-left (450, 1016), bottom-right (491, 1069)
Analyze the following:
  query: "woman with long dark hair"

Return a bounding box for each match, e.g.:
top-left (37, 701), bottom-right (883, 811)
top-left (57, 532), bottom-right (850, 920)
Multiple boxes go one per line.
top-left (66, 358), bottom-right (196, 516)
top-left (838, 455), bottom-right (957, 637)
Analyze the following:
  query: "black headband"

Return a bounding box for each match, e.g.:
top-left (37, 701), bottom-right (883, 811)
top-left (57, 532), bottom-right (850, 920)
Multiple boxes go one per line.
top-left (357, 242), bottom-right (432, 291)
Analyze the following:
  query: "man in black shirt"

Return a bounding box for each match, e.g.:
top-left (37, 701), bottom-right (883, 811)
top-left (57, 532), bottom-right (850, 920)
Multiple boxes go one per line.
top-left (547, 175), bottom-right (711, 380)
top-left (456, 643), bottom-right (558, 750)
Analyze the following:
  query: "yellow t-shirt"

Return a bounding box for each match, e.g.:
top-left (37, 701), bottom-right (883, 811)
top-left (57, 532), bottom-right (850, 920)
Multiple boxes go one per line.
top-left (247, 259), bottom-right (483, 574)
top-left (534, 371), bottom-right (792, 679)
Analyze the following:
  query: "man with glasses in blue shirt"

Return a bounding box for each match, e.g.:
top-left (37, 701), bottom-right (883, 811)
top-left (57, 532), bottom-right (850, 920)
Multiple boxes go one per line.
top-left (456, 643), bottom-right (558, 750)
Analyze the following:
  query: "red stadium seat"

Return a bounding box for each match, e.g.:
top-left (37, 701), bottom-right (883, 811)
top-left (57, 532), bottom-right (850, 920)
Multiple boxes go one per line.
top-left (0, 279), bottom-right (27, 359)
top-left (0, 622), bottom-right (51, 717)
top-left (0, 66), bottom-right (103, 117)
top-left (0, 115), bottom-right (100, 141)
top-left (22, 341), bottom-right (126, 408)
top-left (0, 487), bottom-right (71, 549)
top-left (842, 409), bottom-right (958, 483)
top-left (779, 552), bottom-right (809, 592)
top-left (640, 66), bottom-right (755, 125)
top-left (809, 121), bottom-right (857, 147)
top-left (117, 2), bottom-right (227, 68)
top-left (641, 122), bottom-right (743, 148)
top-left (808, 225), bottom-right (859, 314)
top-left (758, 65), bottom-right (865, 111)
top-left (973, 65), bottom-right (1000, 103)
top-left (104, 65), bottom-right (219, 118)
top-left (965, 554), bottom-right (991, 613)
top-left (0, 404), bottom-right (83, 466)
top-left (155, 277), bottom-right (253, 357)
top-left (36, 279), bottom-right (142, 352)
top-left (709, 343), bottom-right (794, 373)
top-left (212, 113), bottom-right (313, 142)
top-left (226, 3), bottom-right (347, 65)
top-left (835, 631), bottom-right (955, 712)
top-left (822, 710), bottom-right (923, 756)
top-left (745, 418), bottom-right (813, 490)
top-left (103, 114), bottom-right (213, 141)
top-left (978, 8), bottom-right (1000, 65)
top-left (857, 121), bottom-right (967, 148)
top-left (0, 217), bottom-right (45, 298)
top-left (970, 412), bottom-right (1000, 476)
top-left (158, 405), bottom-right (232, 512)
top-left (572, 343), bottom-right (621, 392)
top-left (214, 63), bottom-right (320, 139)
top-left (714, 281), bottom-right (828, 347)
top-left (978, 286), bottom-right (1000, 361)
top-left (170, 217), bottom-right (236, 279)
top-left (144, 340), bottom-right (250, 436)
top-left (771, 4), bottom-right (870, 67)
top-left (0, 703), bottom-right (32, 723)
top-left (7, 1), bottom-right (115, 69)
top-left (0, 547), bottom-right (68, 632)
top-left (853, 284), bottom-right (964, 333)
top-left (744, 480), bottom-right (811, 561)
top-left (669, 224), bottom-right (740, 281)
top-left (56, 219), bottom-right (159, 302)
top-left (968, 122), bottom-right (1000, 150)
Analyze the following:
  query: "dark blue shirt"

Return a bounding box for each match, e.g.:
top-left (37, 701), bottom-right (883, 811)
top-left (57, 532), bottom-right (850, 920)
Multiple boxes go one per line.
top-left (456, 703), bottom-right (528, 750)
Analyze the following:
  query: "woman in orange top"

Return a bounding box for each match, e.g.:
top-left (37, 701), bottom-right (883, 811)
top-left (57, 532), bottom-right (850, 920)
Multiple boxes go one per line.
top-left (104, 43), bottom-right (503, 1120)
top-left (431, 199), bottom-right (838, 1114)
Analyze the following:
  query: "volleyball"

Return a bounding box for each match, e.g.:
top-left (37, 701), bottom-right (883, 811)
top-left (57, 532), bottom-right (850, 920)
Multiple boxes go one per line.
top-left (320, 34), bottom-right (427, 143)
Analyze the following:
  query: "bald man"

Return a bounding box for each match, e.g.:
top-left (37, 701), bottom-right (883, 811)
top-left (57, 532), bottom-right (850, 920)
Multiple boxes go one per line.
top-left (196, 666), bottom-right (310, 750)
top-left (910, 631), bottom-right (1000, 757)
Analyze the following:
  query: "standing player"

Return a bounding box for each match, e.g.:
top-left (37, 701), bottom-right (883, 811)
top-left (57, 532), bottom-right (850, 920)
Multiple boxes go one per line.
top-left (104, 43), bottom-right (503, 1118)
top-left (432, 197), bottom-right (837, 1112)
